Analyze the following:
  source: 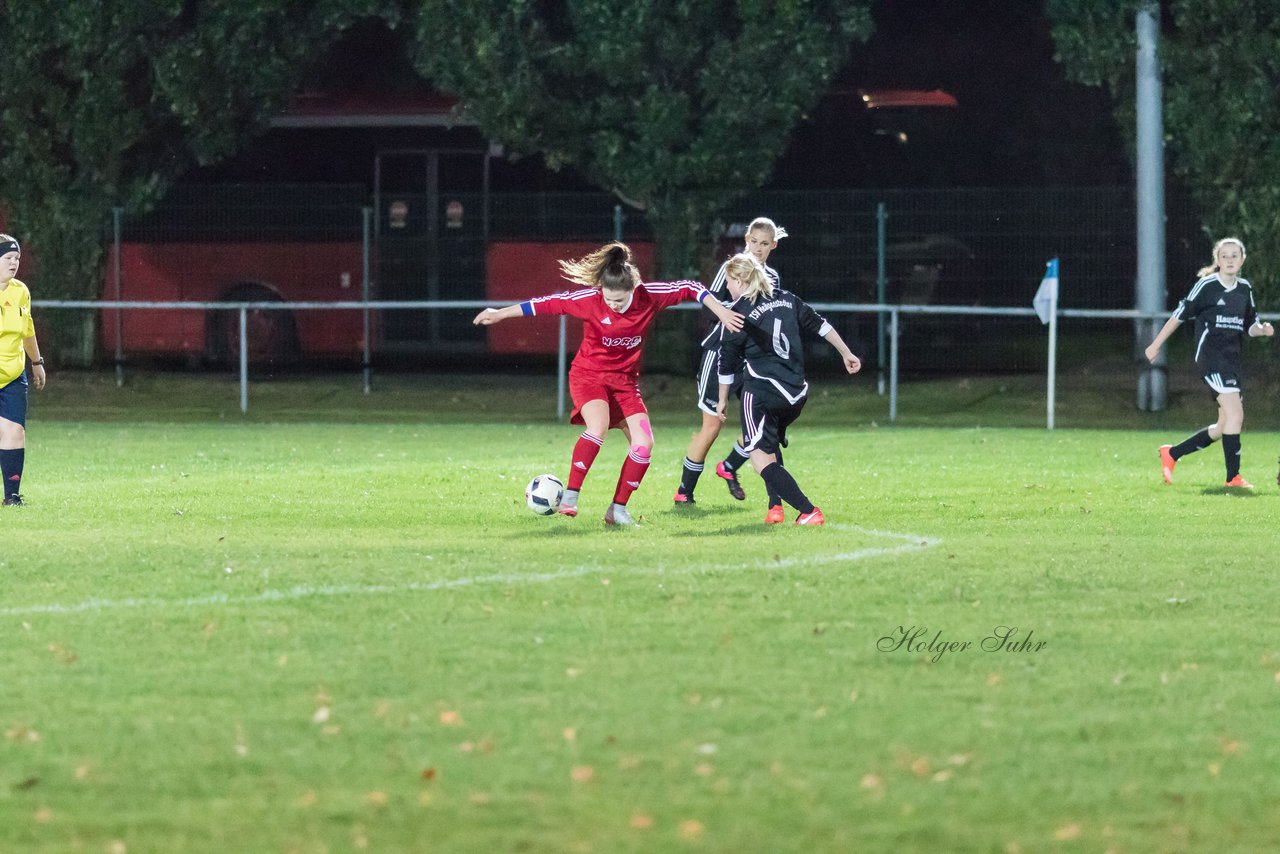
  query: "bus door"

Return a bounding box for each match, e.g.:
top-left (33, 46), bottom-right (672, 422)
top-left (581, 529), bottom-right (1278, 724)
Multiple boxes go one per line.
top-left (374, 148), bottom-right (490, 352)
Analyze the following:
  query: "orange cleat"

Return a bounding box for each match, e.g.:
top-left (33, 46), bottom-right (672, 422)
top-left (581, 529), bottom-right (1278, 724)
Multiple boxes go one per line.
top-left (1224, 475), bottom-right (1254, 489)
top-left (1159, 445), bottom-right (1176, 484)
top-left (765, 505), bottom-right (785, 525)
top-left (795, 507), bottom-right (825, 526)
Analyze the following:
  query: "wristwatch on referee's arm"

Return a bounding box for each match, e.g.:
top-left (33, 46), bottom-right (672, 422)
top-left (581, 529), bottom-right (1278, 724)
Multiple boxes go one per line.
top-left (30, 358), bottom-right (44, 367)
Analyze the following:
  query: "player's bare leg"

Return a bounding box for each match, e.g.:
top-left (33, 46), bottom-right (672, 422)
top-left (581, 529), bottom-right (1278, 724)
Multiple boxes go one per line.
top-left (676, 412), bottom-right (723, 504)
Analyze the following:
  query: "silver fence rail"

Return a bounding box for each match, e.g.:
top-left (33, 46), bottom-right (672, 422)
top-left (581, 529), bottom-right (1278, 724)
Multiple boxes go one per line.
top-left (39, 299), bottom-right (1269, 425)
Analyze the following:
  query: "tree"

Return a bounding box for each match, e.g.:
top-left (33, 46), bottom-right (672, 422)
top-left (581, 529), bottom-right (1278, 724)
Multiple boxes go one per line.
top-left (1047, 0), bottom-right (1280, 305)
top-left (0, 1), bottom-right (399, 363)
top-left (409, 0), bottom-right (874, 280)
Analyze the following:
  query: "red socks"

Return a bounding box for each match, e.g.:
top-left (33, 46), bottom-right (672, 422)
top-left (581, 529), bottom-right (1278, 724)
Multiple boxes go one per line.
top-left (567, 432), bottom-right (603, 491)
top-left (612, 445), bottom-right (651, 505)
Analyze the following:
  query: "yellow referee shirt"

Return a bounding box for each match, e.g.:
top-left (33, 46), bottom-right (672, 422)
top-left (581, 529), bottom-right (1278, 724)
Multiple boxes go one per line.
top-left (0, 278), bottom-right (35, 385)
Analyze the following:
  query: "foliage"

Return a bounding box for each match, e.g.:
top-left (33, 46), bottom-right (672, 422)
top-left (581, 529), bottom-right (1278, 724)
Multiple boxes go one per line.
top-left (408, 0), bottom-right (874, 279)
top-left (0, 0), bottom-right (400, 361)
top-left (1047, 0), bottom-right (1280, 304)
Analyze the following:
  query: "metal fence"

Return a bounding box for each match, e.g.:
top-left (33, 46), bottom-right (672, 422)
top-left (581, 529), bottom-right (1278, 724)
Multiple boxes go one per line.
top-left (39, 299), bottom-right (1277, 425)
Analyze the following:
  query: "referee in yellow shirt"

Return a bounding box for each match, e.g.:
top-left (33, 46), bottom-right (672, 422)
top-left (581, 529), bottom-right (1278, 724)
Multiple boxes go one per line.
top-left (0, 234), bottom-right (47, 506)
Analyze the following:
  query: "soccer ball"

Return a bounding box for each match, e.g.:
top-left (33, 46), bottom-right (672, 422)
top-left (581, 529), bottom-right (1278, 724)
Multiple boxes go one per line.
top-left (525, 474), bottom-right (564, 516)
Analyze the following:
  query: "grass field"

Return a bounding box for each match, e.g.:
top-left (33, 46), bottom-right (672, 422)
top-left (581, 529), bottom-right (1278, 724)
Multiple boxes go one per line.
top-left (3, 371), bottom-right (1280, 852)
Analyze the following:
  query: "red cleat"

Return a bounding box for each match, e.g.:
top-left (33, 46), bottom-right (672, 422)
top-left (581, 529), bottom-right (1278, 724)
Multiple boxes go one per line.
top-left (673, 491), bottom-right (695, 506)
top-left (1159, 444), bottom-right (1176, 484)
top-left (795, 507), bottom-right (825, 526)
top-left (715, 461), bottom-right (746, 501)
top-left (1224, 475), bottom-right (1254, 489)
top-left (765, 505), bottom-right (785, 524)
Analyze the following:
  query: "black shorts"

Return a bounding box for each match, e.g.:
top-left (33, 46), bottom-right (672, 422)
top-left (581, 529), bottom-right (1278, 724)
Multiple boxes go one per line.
top-left (696, 347), bottom-right (741, 416)
top-left (739, 387), bottom-right (806, 456)
top-left (0, 374), bottom-right (28, 427)
top-left (1200, 368), bottom-right (1242, 402)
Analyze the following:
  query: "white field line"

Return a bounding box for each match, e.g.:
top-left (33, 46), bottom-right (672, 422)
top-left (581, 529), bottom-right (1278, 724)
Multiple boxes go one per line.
top-left (1, 525), bottom-right (939, 617)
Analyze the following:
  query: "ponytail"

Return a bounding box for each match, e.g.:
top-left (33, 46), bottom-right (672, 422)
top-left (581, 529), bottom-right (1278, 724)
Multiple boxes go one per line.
top-left (559, 242), bottom-right (640, 291)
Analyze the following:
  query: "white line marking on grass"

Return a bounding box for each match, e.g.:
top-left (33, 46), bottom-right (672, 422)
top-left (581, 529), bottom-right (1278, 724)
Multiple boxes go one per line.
top-left (1, 525), bottom-right (940, 617)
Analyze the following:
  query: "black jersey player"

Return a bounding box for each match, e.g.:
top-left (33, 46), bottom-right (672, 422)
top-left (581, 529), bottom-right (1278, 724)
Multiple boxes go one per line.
top-left (675, 217), bottom-right (786, 507)
top-left (715, 253), bottom-right (861, 525)
top-left (1145, 237), bottom-right (1274, 488)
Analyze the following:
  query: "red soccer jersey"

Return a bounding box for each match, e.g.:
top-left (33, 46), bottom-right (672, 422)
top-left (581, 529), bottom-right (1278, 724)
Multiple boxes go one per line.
top-left (524, 281), bottom-right (709, 375)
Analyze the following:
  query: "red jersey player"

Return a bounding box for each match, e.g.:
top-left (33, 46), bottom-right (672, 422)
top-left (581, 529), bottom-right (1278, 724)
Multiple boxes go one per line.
top-left (474, 242), bottom-right (744, 525)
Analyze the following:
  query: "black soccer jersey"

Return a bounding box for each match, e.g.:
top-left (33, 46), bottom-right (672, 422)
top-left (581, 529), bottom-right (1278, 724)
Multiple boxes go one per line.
top-left (699, 260), bottom-right (780, 350)
top-left (717, 288), bottom-right (833, 404)
top-left (1172, 274), bottom-right (1259, 371)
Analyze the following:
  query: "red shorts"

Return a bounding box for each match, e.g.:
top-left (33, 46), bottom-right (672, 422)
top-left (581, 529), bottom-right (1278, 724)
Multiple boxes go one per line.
top-left (569, 367), bottom-right (648, 429)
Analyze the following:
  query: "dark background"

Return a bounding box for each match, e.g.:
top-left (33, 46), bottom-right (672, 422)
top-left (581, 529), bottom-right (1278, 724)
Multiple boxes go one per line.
top-left (194, 0), bottom-right (1131, 193)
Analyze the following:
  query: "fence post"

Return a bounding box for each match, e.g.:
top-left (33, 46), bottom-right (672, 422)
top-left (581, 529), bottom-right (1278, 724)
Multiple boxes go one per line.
top-left (876, 202), bottom-right (887, 395)
top-left (362, 206), bottom-right (372, 394)
top-left (113, 207), bottom-right (124, 387)
top-left (889, 308), bottom-right (899, 422)
top-left (239, 306), bottom-right (249, 414)
top-left (556, 317), bottom-right (568, 421)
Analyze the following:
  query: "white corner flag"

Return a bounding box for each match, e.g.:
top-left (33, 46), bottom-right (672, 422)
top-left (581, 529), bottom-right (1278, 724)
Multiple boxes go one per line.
top-left (1033, 257), bottom-right (1059, 324)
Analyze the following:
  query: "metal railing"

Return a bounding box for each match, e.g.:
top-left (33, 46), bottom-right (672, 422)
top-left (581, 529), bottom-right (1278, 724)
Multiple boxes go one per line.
top-left (38, 298), bottom-right (1267, 425)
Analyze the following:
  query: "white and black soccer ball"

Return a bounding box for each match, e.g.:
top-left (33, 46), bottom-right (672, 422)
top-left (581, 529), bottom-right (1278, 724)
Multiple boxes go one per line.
top-left (525, 474), bottom-right (564, 516)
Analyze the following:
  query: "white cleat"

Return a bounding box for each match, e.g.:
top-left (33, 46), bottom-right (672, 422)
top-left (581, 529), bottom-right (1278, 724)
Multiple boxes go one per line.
top-left (603, 503), bottom-right (636, 526)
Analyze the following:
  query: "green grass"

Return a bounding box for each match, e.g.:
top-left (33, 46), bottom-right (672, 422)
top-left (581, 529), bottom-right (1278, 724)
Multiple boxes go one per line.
top-left (3, 372), bottom-right (1280, 852)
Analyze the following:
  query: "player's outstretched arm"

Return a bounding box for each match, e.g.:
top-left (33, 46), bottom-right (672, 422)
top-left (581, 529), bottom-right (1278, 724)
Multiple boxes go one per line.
top-left (472, 305), bottom-right (523, 326)
top-left (822, 328), bottom-right (862, 375)
top-left (1144, 316), bottom-right (1182, 363)
top-left (705, 297), bottom-right (744, 333)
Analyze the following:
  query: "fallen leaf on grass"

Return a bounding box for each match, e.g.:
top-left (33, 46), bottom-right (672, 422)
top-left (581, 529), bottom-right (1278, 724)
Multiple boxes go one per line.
top-left (570, 765), bottom-right (594, 783)
top-left (33, 807), bottom-right (53, 823)
top-left (421, 768), bottom-right (437, 781)
top-left (563, 727), bottom-right (577, 742)
top-left (1220, 738), bottom-right (1241, 755)
top-left (1053, 823), bottom-right (1082, 841)
top-left (860, 774), bottom-right (883, 790)
top-left (678, 820), bottom-right (704, 840)
top-left (629, 813), bottom-right (653, 830)
top-left (364, 791), bottom-right (389, 806)
top-left (694, 764), bottom-right (714, 777)
top-left (5, 727), bottom-right (39, 743)
top-left (439, 710), bottom-right (463, 726)
top-left (312, 706), bottom-right (331, 725)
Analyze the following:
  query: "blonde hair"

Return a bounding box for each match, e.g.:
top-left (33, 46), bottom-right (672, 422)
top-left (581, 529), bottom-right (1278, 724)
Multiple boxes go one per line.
top-left (559, 241), bottom-right (641, 291)
top-left (1197, 236), bottom-right (1246, 277)
top-left (747, 217), bottom-right (788, 241)
top-left (725, 253), bottom-right (774, 301)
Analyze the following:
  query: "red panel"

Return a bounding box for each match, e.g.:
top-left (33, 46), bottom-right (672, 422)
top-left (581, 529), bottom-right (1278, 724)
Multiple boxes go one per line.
top-left (484, 241), bottom-right (654, 354)
top-left (104, 242), bottom-right (366, 355)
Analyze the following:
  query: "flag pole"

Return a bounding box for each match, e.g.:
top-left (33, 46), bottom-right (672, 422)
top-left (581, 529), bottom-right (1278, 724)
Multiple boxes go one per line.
top-left (1033, 258), bottom-right (1060, 430)
top-left (1047, 284), bottom-right (1057, 430)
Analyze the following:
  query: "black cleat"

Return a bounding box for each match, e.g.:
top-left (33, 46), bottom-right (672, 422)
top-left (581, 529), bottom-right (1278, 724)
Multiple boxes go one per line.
top-left (715, 461), bottom-right (746, 501)
top-left (3, 494), bottom-right (24, 506)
